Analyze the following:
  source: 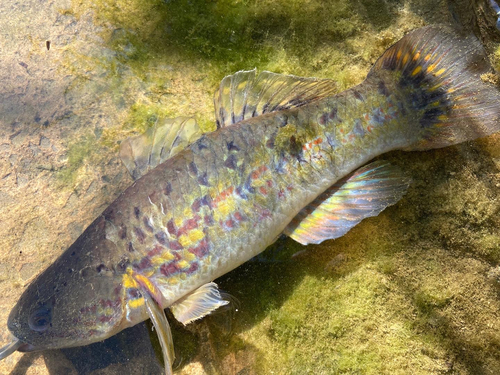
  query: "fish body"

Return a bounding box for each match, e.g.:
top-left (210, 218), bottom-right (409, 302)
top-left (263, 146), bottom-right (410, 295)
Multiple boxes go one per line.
top-left (3, 25), bottom-right (500, 372)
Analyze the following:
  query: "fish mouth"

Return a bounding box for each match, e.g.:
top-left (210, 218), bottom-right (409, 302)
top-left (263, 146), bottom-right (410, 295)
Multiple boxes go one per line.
top-left (0, 334), bottom-right (23, 360)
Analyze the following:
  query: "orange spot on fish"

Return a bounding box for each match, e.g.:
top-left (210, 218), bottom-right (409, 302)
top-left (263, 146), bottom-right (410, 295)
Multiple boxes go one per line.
top-left (259, 186), bottom-right (268, 195)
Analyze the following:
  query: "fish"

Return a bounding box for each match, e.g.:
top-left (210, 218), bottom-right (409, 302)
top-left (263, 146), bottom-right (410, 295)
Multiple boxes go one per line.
top-left (2, 25), bottom-right (500, 374)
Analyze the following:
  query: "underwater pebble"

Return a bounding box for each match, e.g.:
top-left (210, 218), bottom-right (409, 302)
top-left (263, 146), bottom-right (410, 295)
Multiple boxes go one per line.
top-left (0, 143), bottom-right (11, 153)
top-left (487, 266), bottom-right (500, 283)
top-left (16, 174), bottom-right (28, 187)
top-left (39, 136), bottom-right (51, 148)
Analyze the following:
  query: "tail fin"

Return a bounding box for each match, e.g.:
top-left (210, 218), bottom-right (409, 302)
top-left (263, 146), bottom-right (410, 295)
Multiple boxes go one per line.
top-left (370, 25), bottom-right (500, 151)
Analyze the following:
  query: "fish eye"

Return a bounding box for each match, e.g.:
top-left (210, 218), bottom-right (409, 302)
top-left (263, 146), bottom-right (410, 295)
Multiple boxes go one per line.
top-left (28, 306), bottom-right (52, 332)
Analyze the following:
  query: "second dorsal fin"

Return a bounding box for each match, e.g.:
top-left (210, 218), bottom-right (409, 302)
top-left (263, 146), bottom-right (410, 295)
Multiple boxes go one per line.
top-left (214, 69), bottom-right (337, 128)
top-left (119, 117), bottom-right (202, 180)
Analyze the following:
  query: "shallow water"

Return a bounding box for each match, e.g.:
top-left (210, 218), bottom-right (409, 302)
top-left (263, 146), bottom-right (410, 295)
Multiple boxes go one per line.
top-left (1, 0), bottom-right (500, 374)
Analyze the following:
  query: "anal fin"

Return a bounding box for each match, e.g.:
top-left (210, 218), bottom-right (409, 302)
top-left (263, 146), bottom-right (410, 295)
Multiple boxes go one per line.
top-left (170, 282), bottom-right (229, 325)
top-left (284, 161), bottom-right (411, 245)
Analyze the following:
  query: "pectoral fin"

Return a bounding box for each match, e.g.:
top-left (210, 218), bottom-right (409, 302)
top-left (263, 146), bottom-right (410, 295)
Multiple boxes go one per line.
top-left (170, 282), bottom-right (229, 325)
top-left (143, 291), bottom-right (175, 375)
top-left (284, 161), bottom-right (411, 245)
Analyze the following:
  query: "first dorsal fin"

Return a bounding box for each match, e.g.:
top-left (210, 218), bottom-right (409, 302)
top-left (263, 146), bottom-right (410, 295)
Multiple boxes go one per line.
top-left (214, 69), bottom-right (337, 128)
top-left (119, 117), bottom-right (202, 180)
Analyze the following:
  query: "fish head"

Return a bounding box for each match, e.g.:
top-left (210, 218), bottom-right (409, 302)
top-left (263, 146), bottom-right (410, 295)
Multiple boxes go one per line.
top-left (5, 221), bottom-right (128, 354)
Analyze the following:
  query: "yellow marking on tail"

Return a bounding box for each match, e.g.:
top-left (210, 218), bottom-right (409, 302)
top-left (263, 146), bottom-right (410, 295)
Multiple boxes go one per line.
top-left (427, 64), bottom-right (436, 73)
top-left (413, 52), bottom-right (421, 61)
top-left (396, 50), bottom-right (402, 60)
top-left (412, 66), bottom-right (422, 76)
top-left (424, 54), bottom-right (432, 61)
top-left (435, 68), bottom-right (446, 77)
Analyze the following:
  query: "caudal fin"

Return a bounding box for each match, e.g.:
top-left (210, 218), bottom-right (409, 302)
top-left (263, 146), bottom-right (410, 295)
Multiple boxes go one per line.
top-left (370, 25), bottom-right (500, 151)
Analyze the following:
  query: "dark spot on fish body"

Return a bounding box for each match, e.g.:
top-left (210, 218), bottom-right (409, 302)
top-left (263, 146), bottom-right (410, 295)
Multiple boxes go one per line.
top-left (96, 264), bottom-right (109, 273)
top-left (99, 315), bottom-right (113, 323)
top-left (178, 216), bottom-right (200, 236)
top-left (118, 225), bottom-right (127, 239)
top-left (189, 237), bottom-right (210, 258)
top-left (224, 154), bottom-right (238, 169)
top-left (155, 231), bottom-right (168, 245)
top-left (103, 209), bottom-right (115, 221)
top-left (134, 207), bottom-right (141, 220)
top-left (244, 175), bottom-right (256, 194)
top-left (186, 262), bottom-right (199, 274)
top-left (160, 261), bottom-right (180, 276)
top-left (318, 113), bottom-right (328, 125)
top-left (164, 182), bottom-right (172, 196)
top-left (197, 172), bottom-right (209, 186)
top-left (134, 227), bottom-right (146, 244)
top-left (46, 40), bottom-right (50, 50)
top-left (133, 256), bottom-right (152, 271)
top-left (266, 137), bottom-right (275, 149)
top-left (226, 140), bottom-right (239, 151)
top-left (143, 216), bottom-right (154, 232)
top-left (188, 161), bottom-right (198, 176)
top-left (117, 257), bottom-right (130, 271)
top-left (329, 107), bottom-right (340, 121)
top-left (168, 240), bottom-right (183, 251)
top-left (353, 90), bottom-right (364, 101)
top-left (378, 80), bottom-right (390, 97)
top-left (204, 214), bottom-right (214, 226)
top-left (353, 120), bottom-right (365, 137)
top-left (128, 288), bottom-right (140, 298)
top-left (148, 244), bottom-right (164, 257)
top-left (166, 219), bottom-right (177, 236)
top-left (127, 242), bottom-right (135, 252)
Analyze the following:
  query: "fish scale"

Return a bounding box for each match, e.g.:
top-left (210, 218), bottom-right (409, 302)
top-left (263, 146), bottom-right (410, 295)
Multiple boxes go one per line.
top-left (3, 25), bottom-right (500, 375)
